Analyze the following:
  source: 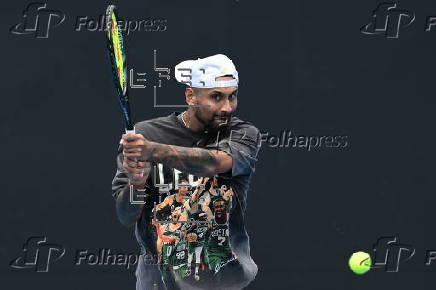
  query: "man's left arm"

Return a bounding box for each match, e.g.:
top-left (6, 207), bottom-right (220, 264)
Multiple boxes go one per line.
top-left (121, 136), bottom-right (230, 177)
top-left (121, 125), bottom-right (261, 177)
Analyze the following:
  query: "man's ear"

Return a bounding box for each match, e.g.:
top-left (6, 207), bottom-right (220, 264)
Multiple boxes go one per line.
top-left (185, 87), bottom-right (196, 106)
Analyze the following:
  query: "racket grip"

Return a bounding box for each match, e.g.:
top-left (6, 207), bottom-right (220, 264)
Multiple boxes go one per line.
top-left (124, 127), bottom-right (144, 178)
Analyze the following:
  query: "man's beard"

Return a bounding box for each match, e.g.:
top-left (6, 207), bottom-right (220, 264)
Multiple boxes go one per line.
top-left (214, 212), bottom-right (227, 224)
top-left (193, 108), bottom-right (231, 132)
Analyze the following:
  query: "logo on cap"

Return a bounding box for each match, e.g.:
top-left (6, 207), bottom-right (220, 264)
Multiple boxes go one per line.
top-left (220, 67), bottom-right (231, 74)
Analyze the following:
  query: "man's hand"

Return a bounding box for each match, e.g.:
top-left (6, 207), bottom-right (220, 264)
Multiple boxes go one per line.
top-left (122, 156), bottom-right (151, 186)
top-left (223, 188), bottom-right (234, 200)
top-left (187, 233), bottom-right (198, 242)
top-left (120, 133), bottom-right (153, 161)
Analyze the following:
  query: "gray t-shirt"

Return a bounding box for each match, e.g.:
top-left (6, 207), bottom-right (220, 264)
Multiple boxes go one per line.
top-left (112, 111), bottom-right (261, 290)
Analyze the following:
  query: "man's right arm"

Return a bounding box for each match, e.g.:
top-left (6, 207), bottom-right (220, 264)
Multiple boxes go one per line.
top-left (112, 146), bottom-right (151, 227)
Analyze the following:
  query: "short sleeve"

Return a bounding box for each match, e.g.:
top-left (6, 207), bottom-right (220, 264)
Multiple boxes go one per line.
top-left (205, 124), bottom-right (262, 177)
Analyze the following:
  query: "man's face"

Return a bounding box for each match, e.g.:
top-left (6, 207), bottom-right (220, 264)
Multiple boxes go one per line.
top-left (172, 207), bottom-right (182, 221)
top-left (213, 200), bottom-right (226, 215)
top-left (189, 76), bottom-right (238, 131)
top-left (177, 181), bottom-right (190, 198)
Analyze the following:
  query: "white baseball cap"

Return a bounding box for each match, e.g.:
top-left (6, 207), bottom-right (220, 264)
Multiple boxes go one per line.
top-left (174, 54), bottom-right (239, 88)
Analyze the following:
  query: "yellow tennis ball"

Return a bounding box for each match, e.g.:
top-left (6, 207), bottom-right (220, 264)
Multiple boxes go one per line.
top-left (348, 251), bottom-right (371, 274)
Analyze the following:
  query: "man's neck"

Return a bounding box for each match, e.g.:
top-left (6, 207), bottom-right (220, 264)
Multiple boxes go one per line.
top-left (183, 110), bottom-right (206, 133)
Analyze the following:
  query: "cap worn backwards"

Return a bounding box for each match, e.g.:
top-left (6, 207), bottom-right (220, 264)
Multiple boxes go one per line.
top-left (174, 54), bottom-right (239, 88)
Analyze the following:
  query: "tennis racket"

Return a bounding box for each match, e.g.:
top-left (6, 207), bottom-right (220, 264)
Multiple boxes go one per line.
top-left (105, 4), bottom-right (134, 134)
top-left (106, 4), bottom-right (146, 180)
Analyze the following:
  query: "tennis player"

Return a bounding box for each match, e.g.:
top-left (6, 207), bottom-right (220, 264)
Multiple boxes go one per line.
top-left (112, 54), bottom-right (261, 290)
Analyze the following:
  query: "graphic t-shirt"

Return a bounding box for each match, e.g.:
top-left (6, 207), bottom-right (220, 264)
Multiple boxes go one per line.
top-left (112, 112), bottom-right (261, 290)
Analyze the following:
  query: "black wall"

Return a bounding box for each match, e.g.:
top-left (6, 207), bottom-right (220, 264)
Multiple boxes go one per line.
top-left (2, 0), bottom-right (436, 289)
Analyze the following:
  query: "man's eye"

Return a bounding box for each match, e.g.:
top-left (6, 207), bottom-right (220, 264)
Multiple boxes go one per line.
top-left (229, 94), bottom-right (237, 100)
top-left (212, 94), bottom-right (221, 101)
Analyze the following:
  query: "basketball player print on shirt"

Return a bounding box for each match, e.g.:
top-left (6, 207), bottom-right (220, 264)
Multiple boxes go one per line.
top-left (151, 163), bottom-right (235, 282)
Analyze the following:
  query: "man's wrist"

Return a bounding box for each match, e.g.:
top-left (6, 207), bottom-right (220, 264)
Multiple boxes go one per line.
top-left (145, 141), bottom-right (159, 162)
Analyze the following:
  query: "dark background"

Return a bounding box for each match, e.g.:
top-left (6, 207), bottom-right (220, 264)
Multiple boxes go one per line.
top-left (2, 0), bottom-right (436, 289)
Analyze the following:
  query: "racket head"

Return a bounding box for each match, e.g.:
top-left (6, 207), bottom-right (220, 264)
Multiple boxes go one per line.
top-left (105, 4), bottom-right (133, 130)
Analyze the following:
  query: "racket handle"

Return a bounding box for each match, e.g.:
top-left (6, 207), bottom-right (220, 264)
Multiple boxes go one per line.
top-left (124, 127), bottom-right (144, 178)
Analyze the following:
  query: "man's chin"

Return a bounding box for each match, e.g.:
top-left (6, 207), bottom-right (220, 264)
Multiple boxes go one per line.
top-left (204, 123), bottom-right (220, 132)
top-left (212, 118), bottom-right (230, 128)
top-left (202, 119), bottom-right (229, 135)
